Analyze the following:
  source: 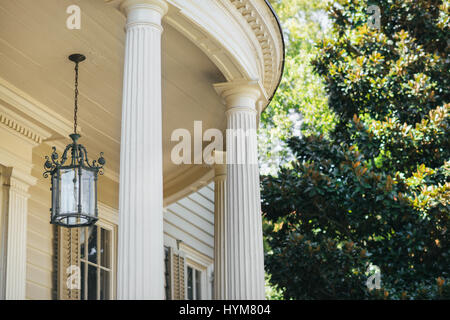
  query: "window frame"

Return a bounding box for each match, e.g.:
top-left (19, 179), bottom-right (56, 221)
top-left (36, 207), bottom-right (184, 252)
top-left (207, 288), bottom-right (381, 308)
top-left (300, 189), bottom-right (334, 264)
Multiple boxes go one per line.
top-left (184, 257), bottom-right (211, 300)
top-left (177, 243), bottom-right (213, 300)
top-left (79, 219), bottom-right (116, 300)
top-left (186, 264), bottom-right (204, 300)
top-left (57, 203), bottom-right (117, 300)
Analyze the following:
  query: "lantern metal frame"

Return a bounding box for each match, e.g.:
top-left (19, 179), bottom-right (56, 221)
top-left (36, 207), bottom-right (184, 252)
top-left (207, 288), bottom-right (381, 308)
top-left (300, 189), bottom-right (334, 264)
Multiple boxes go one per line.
top-left (43, 54), bottom-right (105, 228)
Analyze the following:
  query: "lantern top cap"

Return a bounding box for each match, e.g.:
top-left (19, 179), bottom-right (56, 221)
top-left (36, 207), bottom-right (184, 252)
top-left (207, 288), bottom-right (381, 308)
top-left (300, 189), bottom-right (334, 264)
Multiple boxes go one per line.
top-left (68, 53), bottom-right (86, 63)
top-left (69, 133), bottom-right (81, 143)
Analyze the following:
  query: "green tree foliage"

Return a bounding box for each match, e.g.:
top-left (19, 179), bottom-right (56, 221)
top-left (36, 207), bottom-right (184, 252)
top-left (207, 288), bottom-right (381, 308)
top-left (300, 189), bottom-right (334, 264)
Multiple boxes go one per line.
top-left (262, 0), bottom-right (449, 299)
top-left (259, 0), bottom-right (335, 176)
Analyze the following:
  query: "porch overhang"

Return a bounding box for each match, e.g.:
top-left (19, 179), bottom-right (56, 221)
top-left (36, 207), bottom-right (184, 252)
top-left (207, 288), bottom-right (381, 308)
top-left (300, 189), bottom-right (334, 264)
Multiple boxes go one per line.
top-left (0, 0), bottom-right (283, 204)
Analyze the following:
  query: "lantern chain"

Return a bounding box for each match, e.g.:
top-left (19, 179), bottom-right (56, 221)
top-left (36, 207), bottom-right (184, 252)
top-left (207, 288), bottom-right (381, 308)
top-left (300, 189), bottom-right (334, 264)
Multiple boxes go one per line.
top-left (75, 228), bottom-right (79, 299)
top-left (69, 228), bottom-right (72, 299)
top-left (73, 62), bottom-right (79, 134)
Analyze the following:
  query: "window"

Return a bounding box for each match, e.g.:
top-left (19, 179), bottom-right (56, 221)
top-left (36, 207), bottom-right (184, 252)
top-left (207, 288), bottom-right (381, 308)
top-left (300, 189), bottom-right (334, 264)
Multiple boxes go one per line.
top-left (186, 266), bottom-right (202, 300)
top-left (79, 223), bottom-right (114, 300)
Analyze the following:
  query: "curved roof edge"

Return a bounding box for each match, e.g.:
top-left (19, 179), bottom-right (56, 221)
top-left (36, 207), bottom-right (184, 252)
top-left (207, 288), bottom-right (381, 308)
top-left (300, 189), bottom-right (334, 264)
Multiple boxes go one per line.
top-left (263, 0), bottom-right (285, 107)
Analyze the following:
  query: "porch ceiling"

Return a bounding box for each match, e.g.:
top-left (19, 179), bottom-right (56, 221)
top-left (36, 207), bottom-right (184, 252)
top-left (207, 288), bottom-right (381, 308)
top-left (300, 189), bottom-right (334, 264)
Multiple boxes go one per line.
top-left (0, 0), bottom-right (226, 198)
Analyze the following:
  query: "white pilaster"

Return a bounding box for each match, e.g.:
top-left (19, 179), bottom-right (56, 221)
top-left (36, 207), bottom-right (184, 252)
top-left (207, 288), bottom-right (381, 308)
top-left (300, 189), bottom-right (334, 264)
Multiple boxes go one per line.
top-left (117, 0), bottom-right (168, 299)
top-left (213, 151), bottom-right (227, 299)
top-left (214, 81), bottom-right (265, 300)
top-left (0, 167), bottom-right (34, 300)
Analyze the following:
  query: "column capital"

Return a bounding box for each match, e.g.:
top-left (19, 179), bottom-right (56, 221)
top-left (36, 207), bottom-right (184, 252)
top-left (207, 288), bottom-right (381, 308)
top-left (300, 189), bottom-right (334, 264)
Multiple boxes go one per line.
top-left (1, 167), bottom-right (36, 196)
top-left (120, 0), bottom-right (168, 28)
top-left (213, 80), bottom-right (263, 110)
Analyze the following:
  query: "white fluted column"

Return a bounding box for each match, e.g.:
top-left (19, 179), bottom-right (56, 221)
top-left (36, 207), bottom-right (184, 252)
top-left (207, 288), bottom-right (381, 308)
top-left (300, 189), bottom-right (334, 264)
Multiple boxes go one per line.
top-left (213, 151), bottom-right (227, 299)
top-left (214, 81), bottom-right (265, 300)
top-left (0, 167), bottom-right (35, 300)
top-left (117, 0), bottom-right (168, 299)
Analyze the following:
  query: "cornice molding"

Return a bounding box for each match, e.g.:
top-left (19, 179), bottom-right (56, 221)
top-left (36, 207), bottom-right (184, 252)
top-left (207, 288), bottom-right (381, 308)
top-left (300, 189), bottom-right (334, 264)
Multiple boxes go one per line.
top-left (227, 0), bottom-right (283, 100)
top-left (0, 104), bottom-right (51, 146)
top-left (0, 77), bottom-right (74, 139)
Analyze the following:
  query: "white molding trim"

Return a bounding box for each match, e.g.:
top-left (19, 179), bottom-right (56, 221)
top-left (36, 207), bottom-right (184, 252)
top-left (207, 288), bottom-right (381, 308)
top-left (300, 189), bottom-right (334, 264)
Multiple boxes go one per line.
top-left (0, 77), bottom-right (74, 138)
top-left (106, 0), bottom-right (282, 104)
top-left (182, 242), bottom-right (213, 300)
top-left (0, 104), bottom-right (51, 146)
top-left (228, 0), bottom-right (283, 97)
top-left (98, 202), bottom-right (119, 225)
top-left (164, 2), bottom-right (257, 81)
top-left (163, 167), bottom-right (214, 207)
top-left (213, 79), bottom-right (263, 109)
top-left (181, 242), bottom-right (214, 267)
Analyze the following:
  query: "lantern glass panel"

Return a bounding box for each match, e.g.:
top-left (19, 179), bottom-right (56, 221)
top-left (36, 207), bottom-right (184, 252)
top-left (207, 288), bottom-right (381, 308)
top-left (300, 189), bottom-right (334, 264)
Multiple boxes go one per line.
top-left (59, 168), bottom-right (80, 226)
top-left (60, 168), bottom-right (79, 213)
top-left (51, 173), bottom-right (58, 219)
top-left (81, 168), bottom-right (96, 218)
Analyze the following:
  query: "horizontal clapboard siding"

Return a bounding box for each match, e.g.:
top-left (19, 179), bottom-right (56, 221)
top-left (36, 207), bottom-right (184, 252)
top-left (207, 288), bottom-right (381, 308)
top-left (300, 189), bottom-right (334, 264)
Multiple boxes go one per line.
top-left (26, 164), bottom-right (55, 300)
top-left (164, 183), bottom-right (214, 259)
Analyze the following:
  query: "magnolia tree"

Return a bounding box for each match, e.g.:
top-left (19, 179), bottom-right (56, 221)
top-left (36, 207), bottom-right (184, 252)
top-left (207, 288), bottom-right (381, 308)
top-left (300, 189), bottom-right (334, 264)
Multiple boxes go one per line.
top-left (261, 0), bottom-right (449, 299)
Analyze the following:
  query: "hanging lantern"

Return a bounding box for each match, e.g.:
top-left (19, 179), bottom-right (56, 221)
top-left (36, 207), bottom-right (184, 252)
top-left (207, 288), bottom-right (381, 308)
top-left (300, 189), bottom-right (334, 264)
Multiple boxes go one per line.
top-left (43, 54), bottom-right (105, 228)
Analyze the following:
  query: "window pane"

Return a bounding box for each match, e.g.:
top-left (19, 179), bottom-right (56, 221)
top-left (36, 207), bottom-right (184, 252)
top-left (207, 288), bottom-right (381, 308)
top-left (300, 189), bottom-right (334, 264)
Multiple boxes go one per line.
top-left (80, 228), bottom-right (86, 260)
top-left (87, 265), bottom-right (97, 300)
top-left (81, 169), bottom-right (95, 217)
top-left (195, 270), bottom-right (201, 300)
top-left (51, 175), bottom-right (58, 219)
top-left (100, 228), bottom-right (110, 268)
top-left (60, 168), bottom-right (78, 215)
top-left (88, 226), bottom-right (97, 264)
top-left (187, 267), bottom-right (193, 300)
top-left (80, 261), bottom-right (85, 300)
top-left (100, 269), bottom-right (110, 300)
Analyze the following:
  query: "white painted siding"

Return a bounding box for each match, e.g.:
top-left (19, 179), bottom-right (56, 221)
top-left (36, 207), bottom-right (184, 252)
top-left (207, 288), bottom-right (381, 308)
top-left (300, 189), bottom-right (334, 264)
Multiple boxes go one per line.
top-left (163, 183), bottom-right (215, 260)
top-left (163, 183), bottom-right (215, 300)
top-left (26, 162), bottom-right (55, 300)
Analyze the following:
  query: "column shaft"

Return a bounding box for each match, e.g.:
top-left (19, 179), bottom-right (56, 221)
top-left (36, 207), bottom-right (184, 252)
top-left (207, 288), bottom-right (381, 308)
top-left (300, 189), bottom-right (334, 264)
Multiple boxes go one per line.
top-left (214, 81), bottom-right (265, 299)
top-left (118, 0), bottom-right (168, 299)
top-left (213, 152), bottom-right (227, 299)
